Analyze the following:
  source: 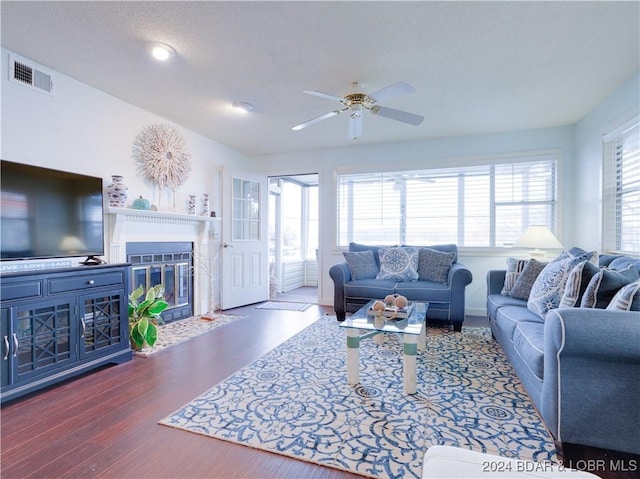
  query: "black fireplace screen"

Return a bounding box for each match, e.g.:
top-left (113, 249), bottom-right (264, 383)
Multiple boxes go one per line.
top-left (126, 242), bottom-right (193, 323)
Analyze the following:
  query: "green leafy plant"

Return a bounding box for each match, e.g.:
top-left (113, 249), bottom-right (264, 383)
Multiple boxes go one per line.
top-left (128, 284), bottom-right (168, 350)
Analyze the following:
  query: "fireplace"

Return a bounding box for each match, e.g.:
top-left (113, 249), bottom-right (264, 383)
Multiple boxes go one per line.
top-left (126, 242), bottom-right (193, 323)
top-left (105, 208), bottom-right (220, 318)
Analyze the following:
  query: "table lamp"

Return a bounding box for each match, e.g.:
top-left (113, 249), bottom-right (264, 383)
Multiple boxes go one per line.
top-left (513, 225), bottom-right (563, 260)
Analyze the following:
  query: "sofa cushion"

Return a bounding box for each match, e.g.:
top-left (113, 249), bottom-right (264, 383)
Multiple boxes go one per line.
top-left (607, 279), bottom-right (640, 311)
top-left (527, 251), bottom-right (596, 318)
top-left (608, 256), bottom-right (640, 273)
top-left (417, 248), bottom-right (455, 283)
top-left (495, 305), bottom-right (543, 342)
top-left (512, 321), bottom-right (545, 381)
top-left (343, 250), bottom-right (379, 280)
top-left (581, 265), bottom-right (640, 309)
top-left (509, 259), bottom-right (547, 300)
top-left (344, 279), bottom-right (396, 299)
top-left (487, 294), bottom-right (527, 321)
top-left (559, 260), bottom-right (600, 308)
top-left (395, 280), bottom-right (451, 303)
top-left (377, 247), bottom-right (419, 281)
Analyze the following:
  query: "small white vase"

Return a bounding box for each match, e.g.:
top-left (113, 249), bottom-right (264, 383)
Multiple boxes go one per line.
top-left (187, 195), bottom-right (197, 215)
top-left (201, 194), bottom-right (210, 216)
top-left (106, 175), bottom-right (128, 207)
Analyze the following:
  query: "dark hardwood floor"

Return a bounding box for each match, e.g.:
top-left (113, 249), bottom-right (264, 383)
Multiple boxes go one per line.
top-left (1, 300), bottom-right (637, 479)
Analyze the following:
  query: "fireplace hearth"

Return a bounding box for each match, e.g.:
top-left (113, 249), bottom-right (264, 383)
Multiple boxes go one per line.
top-left (126, 242), bottom-right (193, 323)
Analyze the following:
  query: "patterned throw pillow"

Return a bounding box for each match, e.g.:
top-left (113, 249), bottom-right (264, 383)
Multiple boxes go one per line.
top-left (606, 279), bottom-right (640, 311)
top-left (509, 259), bottom-right (547, 300)
top-left (417, 248), bottom-right (456, 283)
top-left (376, 247), bottom-right (419, 282)
top-left (580, 265), bottom-right (640, 309)
top-left (558, 260), bottom-right (600, 308)
top-left (527, 251), bottom-right (597, 318)
top-left (501, 257), bottom-right (529, 295)
top-left (343, 250), bottom-right (379, 280)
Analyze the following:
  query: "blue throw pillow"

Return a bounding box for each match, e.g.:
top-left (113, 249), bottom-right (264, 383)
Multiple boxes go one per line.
top-left (417, 248), bottom-right (455, 283)
top-left (376, 247), bottom-right (419, 282)
top-left (501, 257), bottom-right (529, 295)
top-left (509, 258), bottom-right (547, 300)
top-left (580, 265), bottom-right (640, 309)
top-left (558, 260), bottom-right (600, 308)
top-left (343, 250), bottom-right (379, 280)
top-left (606, 279), bottom-right (640, 311)
top-left (527, 251), bottom-right (597, 318)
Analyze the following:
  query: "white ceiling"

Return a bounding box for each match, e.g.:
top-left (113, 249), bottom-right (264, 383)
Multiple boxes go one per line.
top-left (2, 1), bottom-right (638, 157)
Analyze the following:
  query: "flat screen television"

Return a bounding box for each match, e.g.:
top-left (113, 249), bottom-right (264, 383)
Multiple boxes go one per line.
top-left (1, 160), bottom-right (105, 263)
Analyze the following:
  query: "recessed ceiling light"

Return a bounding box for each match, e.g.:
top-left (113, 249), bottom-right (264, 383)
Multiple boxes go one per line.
top-left (232, 102), bottom-right (254, 113)
top-left (146, 42), bottom-right (176, 61)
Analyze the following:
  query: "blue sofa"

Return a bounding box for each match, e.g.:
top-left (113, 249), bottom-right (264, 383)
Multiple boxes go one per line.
top-left (486, 254), bottom-right (640, 456)
top-left (330, 243), bottom-right (472, 331)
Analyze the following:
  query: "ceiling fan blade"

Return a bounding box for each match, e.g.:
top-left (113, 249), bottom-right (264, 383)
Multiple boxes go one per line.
top-left (303, 90), bottom-right (345, 103)
top-left (292, 110), bottom-right (342, 131)
top-left (348, 114), bottom-right (363, 140)
top-left (371, 105), bottom-right (424, 126)
top-left (368, 81), bottom-right (416, 103)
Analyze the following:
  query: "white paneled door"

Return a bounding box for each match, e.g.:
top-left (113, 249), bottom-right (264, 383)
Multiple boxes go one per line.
top-left (220, 168), bottom-right (269, 309)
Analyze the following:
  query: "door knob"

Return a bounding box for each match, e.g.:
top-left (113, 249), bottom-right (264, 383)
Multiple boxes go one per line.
top-left (223, 243), bottom-right (234, 248)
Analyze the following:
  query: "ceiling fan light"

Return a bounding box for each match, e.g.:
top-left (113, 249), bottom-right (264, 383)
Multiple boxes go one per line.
top-left (232, 102), bottom-right (254, 113)
top-left (146, 42), bottom-right (176, 61)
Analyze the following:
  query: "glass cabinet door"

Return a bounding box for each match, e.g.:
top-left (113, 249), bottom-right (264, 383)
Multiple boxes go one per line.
top-left (79, 291), bottom-right (124, 359)
top-left (1, 308), bottom-right (10, 387)
top-left (11, 299), bottom-right (77, 383)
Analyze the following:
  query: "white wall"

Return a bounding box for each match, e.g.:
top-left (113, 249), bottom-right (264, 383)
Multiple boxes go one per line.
top-left (573, 70), bottom-right (640, 251)
top-left (1, 49), bottom-right (251, 218)
top-left (250, 126), bottom-right (576, 314)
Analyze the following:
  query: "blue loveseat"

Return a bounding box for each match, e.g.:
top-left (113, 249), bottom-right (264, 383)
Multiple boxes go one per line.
top-left (487, 253), bottom-right (640, 456)
top-left (330, 243), bottom-right (472, 331)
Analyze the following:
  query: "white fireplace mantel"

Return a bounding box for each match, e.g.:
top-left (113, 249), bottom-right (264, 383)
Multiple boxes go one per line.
top-left (105, 207), bottom-right (221, 315)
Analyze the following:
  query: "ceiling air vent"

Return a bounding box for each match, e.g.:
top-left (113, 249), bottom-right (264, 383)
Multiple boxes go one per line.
top-left (9, 55), bottom-right (54, 95)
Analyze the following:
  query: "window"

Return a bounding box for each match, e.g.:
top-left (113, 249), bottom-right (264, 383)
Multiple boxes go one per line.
top-left (337, 154), bottom-right (557, 248)
top-left (603, 117), bottom-right (640, 254)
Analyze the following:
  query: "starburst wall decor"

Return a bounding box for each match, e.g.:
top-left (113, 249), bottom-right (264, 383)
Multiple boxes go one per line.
top-left (132, 124), bottom-right (192, 206)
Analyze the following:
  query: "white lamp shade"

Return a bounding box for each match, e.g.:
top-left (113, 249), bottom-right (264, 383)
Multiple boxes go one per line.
top-left (513, 226), bottom-right (563, 249)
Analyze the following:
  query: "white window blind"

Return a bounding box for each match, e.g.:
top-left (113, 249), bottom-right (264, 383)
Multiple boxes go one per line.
top-left (337, 154), bottom-right (557, 248)
top-left (603, 117), bottom-right (640, 254)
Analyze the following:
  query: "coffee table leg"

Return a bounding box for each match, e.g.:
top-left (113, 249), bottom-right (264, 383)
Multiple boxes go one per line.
top-left (403, 334), bottom-right (418, 394)
top-left (346, 329), bottom-right (360, 385)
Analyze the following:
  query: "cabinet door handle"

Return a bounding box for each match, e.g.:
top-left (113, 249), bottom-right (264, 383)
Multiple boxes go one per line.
top-left (80, 318), bottom-right (86, 338)
top-left (12, 334), bottom-right (18, 358)
top-left (3, 336), bottom-right (8, 360)
top-left (88, 279), bottom-right (95, 285)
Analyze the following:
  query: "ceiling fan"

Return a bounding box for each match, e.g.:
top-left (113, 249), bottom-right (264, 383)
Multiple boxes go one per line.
top-left (292, 81), bottom-right (424, 140)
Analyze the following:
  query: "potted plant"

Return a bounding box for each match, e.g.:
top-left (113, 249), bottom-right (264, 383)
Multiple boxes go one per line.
top-left (128, 284), bottom-right (168, 350)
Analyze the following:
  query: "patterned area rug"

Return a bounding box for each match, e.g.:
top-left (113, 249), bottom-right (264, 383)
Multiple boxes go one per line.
top-left (255, 301), bottom-right (313, 311)
top-left (134, 314), bottom-right (244, 357)
top-left (159, 317), bottom-right (558, 479)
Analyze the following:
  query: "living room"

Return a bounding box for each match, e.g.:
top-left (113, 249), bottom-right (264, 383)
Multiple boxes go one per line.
top-left (1, 2), bottom-right (639, 478)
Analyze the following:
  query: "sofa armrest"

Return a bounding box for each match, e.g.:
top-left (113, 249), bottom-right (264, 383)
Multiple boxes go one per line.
top-left (448, 262), bottom-right (473, 288)
top-left (486, 270), bottom-right (506, 296)
top-left (447, 263), bottom-right (473, 331)
top-left (541, 308), bottom-right (640, 454)
top-left (329, 262), bottom-right (352, 321)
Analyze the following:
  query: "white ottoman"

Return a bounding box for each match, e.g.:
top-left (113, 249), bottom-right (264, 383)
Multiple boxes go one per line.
top-left (422, 446), bottom-right (599, 478)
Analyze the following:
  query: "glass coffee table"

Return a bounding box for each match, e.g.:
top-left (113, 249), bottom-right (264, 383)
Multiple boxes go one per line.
top-left (339, 300), bottom-right (428, 394)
